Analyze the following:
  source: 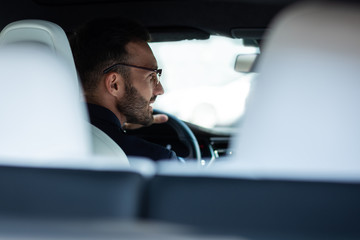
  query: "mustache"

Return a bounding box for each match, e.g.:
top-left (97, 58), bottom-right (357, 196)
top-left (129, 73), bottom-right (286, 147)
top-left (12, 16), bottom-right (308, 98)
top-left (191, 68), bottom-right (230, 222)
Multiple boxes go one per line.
top-left (150, 96), bottom-right (157, 102)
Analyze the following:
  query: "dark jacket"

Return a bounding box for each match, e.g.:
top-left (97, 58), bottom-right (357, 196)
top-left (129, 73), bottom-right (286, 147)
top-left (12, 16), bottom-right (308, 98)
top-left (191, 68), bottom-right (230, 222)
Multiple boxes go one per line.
top-left (87, 103), bottom-right (177, 161)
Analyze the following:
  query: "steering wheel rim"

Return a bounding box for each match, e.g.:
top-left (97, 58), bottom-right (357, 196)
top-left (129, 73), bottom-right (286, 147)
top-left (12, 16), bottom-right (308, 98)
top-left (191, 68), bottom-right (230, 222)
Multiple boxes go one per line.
top-left (153, 109), bottom-right (202, 163)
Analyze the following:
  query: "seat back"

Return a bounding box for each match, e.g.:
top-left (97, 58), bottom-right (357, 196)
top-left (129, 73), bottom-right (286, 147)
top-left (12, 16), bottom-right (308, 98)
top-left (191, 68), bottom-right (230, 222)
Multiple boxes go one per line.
top-left (0, 19), bottom-right (79, 93)
top-left (227, 2), bottom-right (360, 178)
top-left (0, 20), bottom-right (90, 163)
top-left (0, 165), bottom-right (146, 219)
top-left (0, 19), bottom-right (129, 163)
top-left (144, 174), bottom-right (360, 237)
top-left (144, 2), bottom-right (360, 238)
top-left (0, 43), bottom-right (92, 163)
top-left (89, 123), bottom-right (128, 160)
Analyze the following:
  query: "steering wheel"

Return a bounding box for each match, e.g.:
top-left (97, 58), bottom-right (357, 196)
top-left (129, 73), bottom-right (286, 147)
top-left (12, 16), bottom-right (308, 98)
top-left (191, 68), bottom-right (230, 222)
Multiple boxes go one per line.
top-left (127, 109), bottom-right (202, 163)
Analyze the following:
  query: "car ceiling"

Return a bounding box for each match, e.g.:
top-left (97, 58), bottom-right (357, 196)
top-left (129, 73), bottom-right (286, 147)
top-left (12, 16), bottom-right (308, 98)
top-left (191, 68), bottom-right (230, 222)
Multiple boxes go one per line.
top-left (0, 0), bottom-right (303, 41)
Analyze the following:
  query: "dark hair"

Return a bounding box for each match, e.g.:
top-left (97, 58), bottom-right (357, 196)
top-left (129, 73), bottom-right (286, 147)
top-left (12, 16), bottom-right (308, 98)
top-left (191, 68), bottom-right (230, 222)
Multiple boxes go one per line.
top-left (70, 18), bottom-right (150, 92)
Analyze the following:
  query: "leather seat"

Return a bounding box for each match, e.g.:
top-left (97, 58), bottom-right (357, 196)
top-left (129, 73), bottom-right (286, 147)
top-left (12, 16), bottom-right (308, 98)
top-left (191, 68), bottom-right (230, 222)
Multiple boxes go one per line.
top-left (229, 1), bottom-right (360, 179)
top-left (0, 19), bottom-right (79, 93)
top-left (89, 123), bottom-right (128, 159)
top-left (0, 19), bottom-right (129, 165)
top-left (145, 2), bottom-right (360, 238)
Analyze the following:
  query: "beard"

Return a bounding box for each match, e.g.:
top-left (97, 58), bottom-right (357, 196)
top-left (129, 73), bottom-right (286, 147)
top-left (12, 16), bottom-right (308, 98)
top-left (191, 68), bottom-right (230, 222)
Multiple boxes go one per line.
top-left (116, 82), bottom-right (154, 126)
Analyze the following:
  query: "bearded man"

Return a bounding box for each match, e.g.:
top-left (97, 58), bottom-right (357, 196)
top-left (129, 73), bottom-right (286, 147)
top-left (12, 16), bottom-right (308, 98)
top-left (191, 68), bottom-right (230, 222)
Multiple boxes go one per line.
top-left (71, 18), bottom-right (177, 161)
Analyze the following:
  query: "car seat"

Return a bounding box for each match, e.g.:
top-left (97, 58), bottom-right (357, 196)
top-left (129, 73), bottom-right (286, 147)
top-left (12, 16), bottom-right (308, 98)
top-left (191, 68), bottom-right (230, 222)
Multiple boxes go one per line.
top-left (229, 1), bottom-right (360, 180)
top-left (0, 42), bottom-right (92, 164)
top-left (0, 19), bottom-right (128, 167)
top-left (143, 3), bottom-right (360, 238)
top-left (0, 19), bottom-right (128, 165)
top-left (0, 19), bottom-right (79, 93)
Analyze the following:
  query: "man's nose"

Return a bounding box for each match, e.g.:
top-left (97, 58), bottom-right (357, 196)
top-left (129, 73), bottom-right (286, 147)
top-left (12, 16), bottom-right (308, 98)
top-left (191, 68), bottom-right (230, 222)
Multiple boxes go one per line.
top-left (154, 81), bottom-right (164, 95)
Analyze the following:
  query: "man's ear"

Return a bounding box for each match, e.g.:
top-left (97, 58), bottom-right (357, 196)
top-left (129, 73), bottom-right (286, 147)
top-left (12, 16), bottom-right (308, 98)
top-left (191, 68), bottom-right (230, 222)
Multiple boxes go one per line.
top-left (104, 72), bottom-right (123, 97)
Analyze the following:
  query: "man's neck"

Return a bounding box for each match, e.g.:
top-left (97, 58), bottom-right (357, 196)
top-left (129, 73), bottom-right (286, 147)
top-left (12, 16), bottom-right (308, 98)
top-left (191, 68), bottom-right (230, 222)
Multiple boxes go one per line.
top-left (86, 100), bottom-right (127, 128)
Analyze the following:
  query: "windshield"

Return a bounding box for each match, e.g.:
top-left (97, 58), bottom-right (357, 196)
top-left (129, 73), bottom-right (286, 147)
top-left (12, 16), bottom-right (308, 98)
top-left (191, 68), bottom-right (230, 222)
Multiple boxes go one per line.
top-left (150, 36), bottom-right (258, 132)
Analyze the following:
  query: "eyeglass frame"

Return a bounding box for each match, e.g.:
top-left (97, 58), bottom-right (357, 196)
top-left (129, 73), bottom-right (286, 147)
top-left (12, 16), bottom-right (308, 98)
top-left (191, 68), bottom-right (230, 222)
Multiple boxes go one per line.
top-left (102, 63), bottom-right (162, 83)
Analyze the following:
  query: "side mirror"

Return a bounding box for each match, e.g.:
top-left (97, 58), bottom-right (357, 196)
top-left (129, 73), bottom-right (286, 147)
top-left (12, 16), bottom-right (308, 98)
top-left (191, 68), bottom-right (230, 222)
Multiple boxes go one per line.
top-left (234, 53), bottom-right (259, 73)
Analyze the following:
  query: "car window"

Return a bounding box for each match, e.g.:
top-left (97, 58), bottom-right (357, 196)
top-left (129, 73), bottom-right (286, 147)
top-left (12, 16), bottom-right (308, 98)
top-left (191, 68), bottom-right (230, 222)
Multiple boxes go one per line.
top-left (150, 36), bottom-right (259, 133)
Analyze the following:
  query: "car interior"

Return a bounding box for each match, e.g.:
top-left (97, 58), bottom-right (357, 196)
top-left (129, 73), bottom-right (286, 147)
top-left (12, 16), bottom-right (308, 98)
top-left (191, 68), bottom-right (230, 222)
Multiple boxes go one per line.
top-left (1, 0), bottom-right (360, 239)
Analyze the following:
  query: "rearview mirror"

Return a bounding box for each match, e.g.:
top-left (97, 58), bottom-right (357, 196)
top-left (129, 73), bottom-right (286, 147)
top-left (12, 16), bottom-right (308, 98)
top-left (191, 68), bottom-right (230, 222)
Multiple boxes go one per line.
top-left (234, 53), bottom-right (258, 73)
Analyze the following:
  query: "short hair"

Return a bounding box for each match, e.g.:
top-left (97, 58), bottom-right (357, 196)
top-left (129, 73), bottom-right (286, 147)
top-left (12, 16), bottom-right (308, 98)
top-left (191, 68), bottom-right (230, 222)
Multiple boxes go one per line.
top-left (70, 18), bottom-right (150, 93)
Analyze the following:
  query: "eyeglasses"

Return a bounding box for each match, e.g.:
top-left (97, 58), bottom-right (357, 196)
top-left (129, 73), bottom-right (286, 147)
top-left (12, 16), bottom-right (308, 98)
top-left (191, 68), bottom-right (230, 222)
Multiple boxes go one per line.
top-left (103, 63), bottom-right (162, 84)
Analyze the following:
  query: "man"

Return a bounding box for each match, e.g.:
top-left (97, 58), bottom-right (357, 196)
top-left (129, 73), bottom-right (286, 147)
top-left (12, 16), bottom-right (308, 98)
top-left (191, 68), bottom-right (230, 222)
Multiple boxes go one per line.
top-left (71, 18), bottom-right (178, 161)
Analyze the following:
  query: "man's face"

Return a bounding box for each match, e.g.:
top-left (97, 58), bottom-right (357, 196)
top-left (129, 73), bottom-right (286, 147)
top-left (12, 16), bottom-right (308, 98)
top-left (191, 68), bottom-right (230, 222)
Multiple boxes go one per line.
top-left (116, 41), bottom-right (164, 126)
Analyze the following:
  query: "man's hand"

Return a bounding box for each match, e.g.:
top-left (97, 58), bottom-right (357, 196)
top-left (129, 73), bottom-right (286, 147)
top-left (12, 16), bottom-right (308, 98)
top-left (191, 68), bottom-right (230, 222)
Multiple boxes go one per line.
top-left (123, 114), bottom-right (169, 130)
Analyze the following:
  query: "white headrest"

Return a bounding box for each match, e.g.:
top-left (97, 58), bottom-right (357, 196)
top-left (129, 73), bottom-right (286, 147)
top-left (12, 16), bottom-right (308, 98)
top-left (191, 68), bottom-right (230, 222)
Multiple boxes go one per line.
top-left (229, 2), bottom-right (360, 180)
top-left (0, 19), bottom-right (79, 93)
top-left (0, 20), bottom-right (131, 168)
top-left (0, 43), bottom-right (92, 162)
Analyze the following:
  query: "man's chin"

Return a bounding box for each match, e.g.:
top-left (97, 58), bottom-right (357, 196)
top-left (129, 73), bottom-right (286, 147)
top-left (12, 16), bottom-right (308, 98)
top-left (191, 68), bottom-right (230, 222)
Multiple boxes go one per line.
top-left (145, 113), bottom-right (154, 126)
top-left (137, 112), bottom-right (154, 127)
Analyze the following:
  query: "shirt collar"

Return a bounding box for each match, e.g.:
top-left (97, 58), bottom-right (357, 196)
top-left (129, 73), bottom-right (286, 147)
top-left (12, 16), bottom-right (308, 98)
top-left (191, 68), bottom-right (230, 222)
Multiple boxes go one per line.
top-left (86, 103), bottom-right (123, 130)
